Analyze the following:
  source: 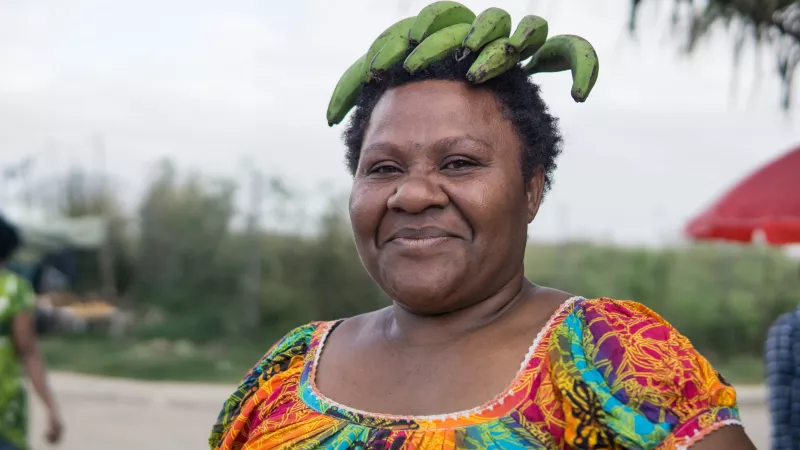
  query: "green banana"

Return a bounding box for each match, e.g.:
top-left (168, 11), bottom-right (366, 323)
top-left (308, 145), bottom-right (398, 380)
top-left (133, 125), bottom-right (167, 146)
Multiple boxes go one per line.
top-left (363, 17), bottom-right (416, 76)
top-left (403, 23), bottom-right (472, 74)
top-left (327, 54), bottom-right (367, 127)
top-left (524, 54), bottom-right (569, 73)
top-left (466, 38), bottom-right (520, 84)
top-left (523, 34), bottom-right (599, 102)
top-left (459, 7), bottom-right (512, 59)
top-left (507, 15), bottom-right (548, 61)
top-left (368, 35), bottom-right (411, 78)
top-left (408, 1), bottom-right (475, 45)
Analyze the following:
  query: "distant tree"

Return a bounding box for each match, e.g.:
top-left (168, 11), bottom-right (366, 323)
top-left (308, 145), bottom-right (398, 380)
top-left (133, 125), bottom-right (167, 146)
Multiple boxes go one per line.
top-left (47, 169), bottom-right (132, 295)
top-left (629, 0), bottom-right (799, 109)
top-left (58, 169), bottom-right (116, 218)
top-left (132, 160), bottom-right (247, 340)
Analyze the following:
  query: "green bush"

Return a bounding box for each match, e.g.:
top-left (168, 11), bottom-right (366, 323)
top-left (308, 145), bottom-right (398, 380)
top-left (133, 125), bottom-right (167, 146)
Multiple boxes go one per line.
top-left (69, 161), bottom-right (797, 367)
top-left (524, 242), bottom-right (799, 361)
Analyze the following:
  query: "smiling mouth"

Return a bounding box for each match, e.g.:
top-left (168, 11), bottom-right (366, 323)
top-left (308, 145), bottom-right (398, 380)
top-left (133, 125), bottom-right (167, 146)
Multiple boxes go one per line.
top-left (390, 236), bottom-right (455, 248)
top-left (387, 227), bottom-right (459, 248)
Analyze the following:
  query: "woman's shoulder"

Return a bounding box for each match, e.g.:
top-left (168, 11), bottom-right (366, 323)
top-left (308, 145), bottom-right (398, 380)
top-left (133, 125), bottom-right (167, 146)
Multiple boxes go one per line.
top-left (565, 297), bottom-right (690, 342)
top-left (548, 296), bottom-right (741, 448)
top-left (560, 296), bottom-right (725, 387)
top-left (244, 320), bottom-right (335, 379)
top-left (0, 269), bottom-right (33, 294)
top-left (570, 296), bottom-right (670, 320)
top-left (0, 269), bottom-right (36, 316)
top-left (209, 320), bottom-right (335, 448)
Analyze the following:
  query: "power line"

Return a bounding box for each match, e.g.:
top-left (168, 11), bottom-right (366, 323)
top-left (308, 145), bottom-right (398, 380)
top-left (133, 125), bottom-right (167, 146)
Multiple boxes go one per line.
top-left (93, 135), bottom-right (117, 300)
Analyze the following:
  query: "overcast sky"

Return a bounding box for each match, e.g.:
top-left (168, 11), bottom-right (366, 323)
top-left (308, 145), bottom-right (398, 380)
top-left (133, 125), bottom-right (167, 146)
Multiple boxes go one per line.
top-left (0, 0), bottom-right (797, 245)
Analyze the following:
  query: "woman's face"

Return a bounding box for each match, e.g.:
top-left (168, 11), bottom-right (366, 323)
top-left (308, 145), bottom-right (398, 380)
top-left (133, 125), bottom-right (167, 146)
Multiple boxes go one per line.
top-left (349, 80), bottom-right (544, 315)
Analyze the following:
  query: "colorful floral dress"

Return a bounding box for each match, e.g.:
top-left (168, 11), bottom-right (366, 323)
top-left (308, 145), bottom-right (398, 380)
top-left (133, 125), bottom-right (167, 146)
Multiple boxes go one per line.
top-left (209, 297), bottom-right (742, 449)
top-left (0, 270), bottom-right (36, 449)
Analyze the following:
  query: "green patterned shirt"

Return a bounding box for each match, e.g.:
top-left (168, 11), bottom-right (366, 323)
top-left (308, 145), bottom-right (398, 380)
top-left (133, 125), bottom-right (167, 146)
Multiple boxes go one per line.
top-left (0, 270), bottom-right (35, 449)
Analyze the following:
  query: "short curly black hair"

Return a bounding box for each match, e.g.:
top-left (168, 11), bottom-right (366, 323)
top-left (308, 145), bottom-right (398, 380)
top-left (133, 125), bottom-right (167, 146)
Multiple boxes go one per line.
top-left (342, 52), bottom-right (563, 192)
top-left (0, 214), bottom-right (21, 263)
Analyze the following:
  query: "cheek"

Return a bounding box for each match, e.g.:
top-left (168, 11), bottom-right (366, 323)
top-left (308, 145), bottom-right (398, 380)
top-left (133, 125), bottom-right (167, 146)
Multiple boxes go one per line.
top-left (349, 182), bottom-right (387, 245)
top-left (454, 172), bottom-right (528, 236)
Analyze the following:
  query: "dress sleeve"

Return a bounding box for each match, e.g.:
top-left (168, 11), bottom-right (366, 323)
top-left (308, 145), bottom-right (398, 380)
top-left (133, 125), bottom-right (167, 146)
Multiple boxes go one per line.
top-left (1, 273), bottom-right (36, 317)
top-left (548, 298), bottom-right (741, 450)
top-left (208, 322), bottom-right (321, 450)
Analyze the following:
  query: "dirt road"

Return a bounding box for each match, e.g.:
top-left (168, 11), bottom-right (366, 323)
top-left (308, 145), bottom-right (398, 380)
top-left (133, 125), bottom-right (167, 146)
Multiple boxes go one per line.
top-left (29, 373), bottom-right (771, 450)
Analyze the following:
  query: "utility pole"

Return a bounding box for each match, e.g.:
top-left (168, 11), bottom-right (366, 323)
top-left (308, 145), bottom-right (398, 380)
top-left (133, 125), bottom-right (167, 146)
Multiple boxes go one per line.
top-left (243, 166), bottom-right (263, 329)
top-left (94, 136), bottom-right (117, 300)
top-left (19, 158), bottom-right (34, 211)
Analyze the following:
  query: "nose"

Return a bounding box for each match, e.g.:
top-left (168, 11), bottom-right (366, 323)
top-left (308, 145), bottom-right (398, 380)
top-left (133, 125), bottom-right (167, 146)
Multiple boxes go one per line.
top-left (387, 174), bottom-right (449, 214)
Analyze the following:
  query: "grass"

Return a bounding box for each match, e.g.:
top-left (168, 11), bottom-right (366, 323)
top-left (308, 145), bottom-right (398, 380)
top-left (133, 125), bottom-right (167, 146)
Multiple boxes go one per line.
top-left (713, 355), bottom-right (766, 386)
top-left (41, 336), bottom-right (767, 386)
top-left (40, 336), bottom-right (266, 383)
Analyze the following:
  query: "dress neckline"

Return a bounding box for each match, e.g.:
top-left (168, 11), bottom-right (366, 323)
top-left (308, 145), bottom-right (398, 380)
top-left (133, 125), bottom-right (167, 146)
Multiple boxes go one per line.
top-left (299, 296), bottom-right (582, 427)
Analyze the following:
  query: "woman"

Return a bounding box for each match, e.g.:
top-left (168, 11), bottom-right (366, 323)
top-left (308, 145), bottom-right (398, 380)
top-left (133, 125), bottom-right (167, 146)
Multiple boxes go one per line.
top-left (209, 10), bottom-right (756, 449)
top-left (0, 216), bottom-right (63, 449)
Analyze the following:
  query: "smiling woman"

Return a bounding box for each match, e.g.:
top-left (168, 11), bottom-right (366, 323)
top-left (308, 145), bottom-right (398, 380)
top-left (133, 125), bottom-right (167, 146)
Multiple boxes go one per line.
top-left (208, 4), bottom-right (756, 450)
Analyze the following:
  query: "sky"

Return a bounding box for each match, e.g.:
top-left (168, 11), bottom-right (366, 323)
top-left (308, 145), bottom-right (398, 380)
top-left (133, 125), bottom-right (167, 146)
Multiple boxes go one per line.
top-left (0, 0), bottom-right (797, 246)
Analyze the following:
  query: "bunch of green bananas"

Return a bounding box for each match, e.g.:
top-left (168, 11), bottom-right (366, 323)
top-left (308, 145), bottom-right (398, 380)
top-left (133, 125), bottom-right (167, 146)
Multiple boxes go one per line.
top-left (326, 1), bottom-right (600, 126)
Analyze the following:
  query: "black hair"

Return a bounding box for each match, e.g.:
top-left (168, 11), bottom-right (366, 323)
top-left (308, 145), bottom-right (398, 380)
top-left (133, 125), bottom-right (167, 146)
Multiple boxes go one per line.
top-left (0, 215), bottom-right (21, 263)
top-left (343, 52), bottom-right (563, 192)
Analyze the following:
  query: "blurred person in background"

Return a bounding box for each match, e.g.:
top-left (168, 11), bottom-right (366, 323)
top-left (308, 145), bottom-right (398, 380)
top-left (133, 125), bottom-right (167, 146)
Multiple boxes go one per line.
top-left (765, 307), bottom-right (800, 450)
top-left (209, 6), bottom-right (755, 449)
top-left (31, 252), bottom-right (75, 336)
top-left (0, 215), bottom-right (63, 449)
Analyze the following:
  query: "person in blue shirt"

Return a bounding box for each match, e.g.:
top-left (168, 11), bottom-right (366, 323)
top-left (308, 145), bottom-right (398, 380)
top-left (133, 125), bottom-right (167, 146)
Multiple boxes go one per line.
top-left (766, 307), bottom-right (800, 450)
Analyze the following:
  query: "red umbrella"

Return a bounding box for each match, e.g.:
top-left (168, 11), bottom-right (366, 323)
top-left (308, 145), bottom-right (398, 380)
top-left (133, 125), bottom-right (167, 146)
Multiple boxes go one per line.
top-left (686, 145), bottom-right (800, 245)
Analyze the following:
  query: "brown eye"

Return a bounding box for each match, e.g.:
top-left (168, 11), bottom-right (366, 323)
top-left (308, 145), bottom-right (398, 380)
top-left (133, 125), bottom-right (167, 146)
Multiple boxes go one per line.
top-left (369, 164), bottom-right (401, 175)
top-left (442, 159), bottom-right (476, 171)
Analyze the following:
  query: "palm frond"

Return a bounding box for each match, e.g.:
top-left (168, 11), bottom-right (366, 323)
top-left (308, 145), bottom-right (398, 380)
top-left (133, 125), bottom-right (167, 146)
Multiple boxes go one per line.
top-left (630, 0), bottom-right (800, 109)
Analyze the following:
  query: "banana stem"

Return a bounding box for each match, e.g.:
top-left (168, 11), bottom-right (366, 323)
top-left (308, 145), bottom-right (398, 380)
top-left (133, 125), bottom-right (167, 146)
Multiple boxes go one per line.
top-left (455, 47), bottom-right (471, 62)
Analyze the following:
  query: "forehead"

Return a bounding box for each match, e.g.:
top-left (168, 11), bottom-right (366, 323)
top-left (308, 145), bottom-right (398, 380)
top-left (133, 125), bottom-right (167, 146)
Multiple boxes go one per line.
top-left (362, 80), bottom-right (518, 150)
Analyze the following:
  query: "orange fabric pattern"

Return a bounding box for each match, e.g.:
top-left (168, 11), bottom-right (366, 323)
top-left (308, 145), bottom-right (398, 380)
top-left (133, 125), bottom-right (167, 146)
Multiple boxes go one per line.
top-left (209, 298), bottom-right (741, 449)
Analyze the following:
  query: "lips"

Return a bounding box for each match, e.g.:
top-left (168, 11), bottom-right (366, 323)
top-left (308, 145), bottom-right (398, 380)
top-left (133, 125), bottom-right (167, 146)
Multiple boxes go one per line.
top-left (386, 226), bottom-right (459, 248)
top-left (390, 226), bottom-right (455, 240)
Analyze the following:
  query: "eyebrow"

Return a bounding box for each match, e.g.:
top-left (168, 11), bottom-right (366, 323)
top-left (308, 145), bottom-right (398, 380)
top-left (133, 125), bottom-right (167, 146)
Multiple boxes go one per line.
top-left (433, 135), bottom-right (493, 152)
top-left (362, 135), bottom-right (493, 155)
top-left (361, 141), bottom-right (398, 155)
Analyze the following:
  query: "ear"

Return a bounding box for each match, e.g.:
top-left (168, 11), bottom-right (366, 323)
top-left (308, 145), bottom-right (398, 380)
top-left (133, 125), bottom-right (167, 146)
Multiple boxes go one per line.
top-left (525, 168), bottom-right (545, 224)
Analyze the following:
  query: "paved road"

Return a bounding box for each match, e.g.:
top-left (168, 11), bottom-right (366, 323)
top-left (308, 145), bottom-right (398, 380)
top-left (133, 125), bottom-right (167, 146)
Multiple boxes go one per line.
top-left (738, 403), bottom-right (770, 450)
top-left (29, 373), bottom-right (771, 450)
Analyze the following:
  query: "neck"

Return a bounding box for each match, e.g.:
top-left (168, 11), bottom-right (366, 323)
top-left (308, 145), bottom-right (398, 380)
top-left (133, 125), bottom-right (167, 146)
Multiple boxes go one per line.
top-left (386, 270), bottom-right (535, 346)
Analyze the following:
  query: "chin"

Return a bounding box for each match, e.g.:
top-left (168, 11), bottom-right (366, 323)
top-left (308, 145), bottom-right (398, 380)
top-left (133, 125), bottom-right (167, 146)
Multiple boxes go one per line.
top-left (378, 266), bottom-right (466, 315)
